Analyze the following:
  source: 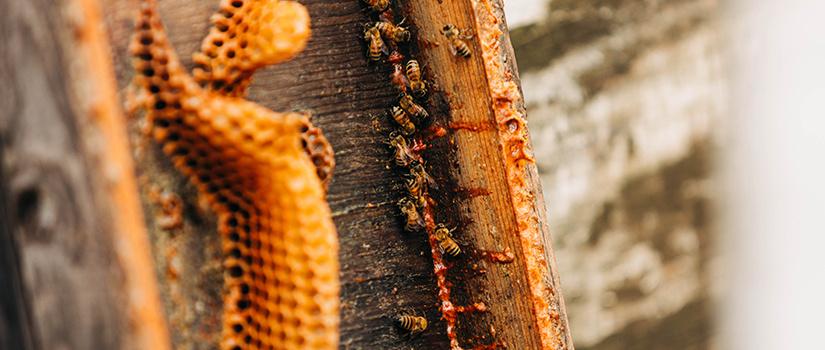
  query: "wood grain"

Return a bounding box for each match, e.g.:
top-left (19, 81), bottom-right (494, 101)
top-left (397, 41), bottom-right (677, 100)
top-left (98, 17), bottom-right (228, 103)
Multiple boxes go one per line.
top-left (0, 0), bottom-right (170, 348)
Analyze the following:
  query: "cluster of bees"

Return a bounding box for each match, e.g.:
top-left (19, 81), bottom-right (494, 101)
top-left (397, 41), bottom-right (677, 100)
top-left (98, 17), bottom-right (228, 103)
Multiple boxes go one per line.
top-left (361, 0), bottom-right (474, 341)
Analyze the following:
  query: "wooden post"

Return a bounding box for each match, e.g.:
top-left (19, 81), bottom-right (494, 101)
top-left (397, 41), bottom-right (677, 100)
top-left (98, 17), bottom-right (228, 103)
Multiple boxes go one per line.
top-left (0, 0), bottom-right (170, 348)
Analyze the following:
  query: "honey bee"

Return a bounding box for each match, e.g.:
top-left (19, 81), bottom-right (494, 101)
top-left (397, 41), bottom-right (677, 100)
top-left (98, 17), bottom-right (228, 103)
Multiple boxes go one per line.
top-left (396, 312), bottom-right (427, 339)
top-left (410, 159), bottom-right (438, 190)
top-left (398, 197), bottom-right (425, 232)
top-left (389, 131), bottom-right (415, 167)
top-left (435, 223), bottom-right (461, 257)
top-left (404, 176), bottom-right (426, 208)
top-left (361, 0), bottom-right (389, 12)
top-left (390, 106), bottom-right (415, 136)
top-left (364, 24), bottom-right (388, 62)
top-left (375, 21), bottom-right (410, 43)
top-left (399, 93), bottom-right (428, 123)
top-left (441, 25), bottom-right (473, 58)
top-left (406, 60), bottom-right (426, 98)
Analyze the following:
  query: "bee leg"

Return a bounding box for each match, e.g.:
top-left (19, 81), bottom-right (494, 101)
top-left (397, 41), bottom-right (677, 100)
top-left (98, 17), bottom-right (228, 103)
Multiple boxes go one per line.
top-left (426, 175), bottom-right (439, 190)
top-left (459, 28), bottom-right (474, 39)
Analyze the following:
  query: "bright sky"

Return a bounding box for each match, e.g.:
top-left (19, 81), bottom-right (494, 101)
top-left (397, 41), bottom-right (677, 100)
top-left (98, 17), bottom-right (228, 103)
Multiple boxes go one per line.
top-left (502, 0), bottom-right (546, 28)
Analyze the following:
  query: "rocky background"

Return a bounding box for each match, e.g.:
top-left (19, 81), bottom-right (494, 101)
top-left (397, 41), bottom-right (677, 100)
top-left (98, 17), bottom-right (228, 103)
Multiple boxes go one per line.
top-left (507, 0), bottom-right (725, 348)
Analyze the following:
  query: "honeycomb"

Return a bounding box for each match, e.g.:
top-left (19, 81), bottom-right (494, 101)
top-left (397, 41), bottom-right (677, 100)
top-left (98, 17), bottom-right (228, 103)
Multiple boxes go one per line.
top-left (193, 0), bottom-right (310, 96)
top-left (193, 0), bottom-right (335, 191)
top-left (296, 115), bottom-right (335, 191)
top-left (131, 1), bottom-right (339, 349)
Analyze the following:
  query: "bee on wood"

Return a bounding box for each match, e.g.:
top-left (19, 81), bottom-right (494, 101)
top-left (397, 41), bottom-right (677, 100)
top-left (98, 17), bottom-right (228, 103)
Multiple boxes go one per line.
top-left (398, 197), bottom-right (425, 232)
top-left (410, 159), bottom-right (438, 190)
top-left (375, 21), bottom-right (410, 43)
top-left (441, 24), bottom-right (473, 58)
top-left (364, 24), bottom-right (388, 62)
top-left (361, 0), bottom-right (389, 12)
top-left (396, 312), bottom-right (428, 339)
top-left (389, 131), bottom-right (415, 167)
top-left (390, 106), bottom-right (416, 136)
top-left (404, 176), bottom-right (426, 209)
top-left (435, 223), bottom-right (461, 257)
top-left (399, 93), bottom-right (428, 123)
top-left (405, 60), bottom-right (426, 98)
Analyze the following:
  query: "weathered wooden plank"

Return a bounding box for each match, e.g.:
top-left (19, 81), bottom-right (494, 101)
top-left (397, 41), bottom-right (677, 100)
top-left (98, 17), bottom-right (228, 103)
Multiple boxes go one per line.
top-left (0, 0), bottom-right (126, 347)
top-left (0, 0), bottom-right (170, 348)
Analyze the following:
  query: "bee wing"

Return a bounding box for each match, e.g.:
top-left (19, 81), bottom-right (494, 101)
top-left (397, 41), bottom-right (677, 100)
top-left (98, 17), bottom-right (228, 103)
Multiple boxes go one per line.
top-left (393, 148), bottom-right (409, 166)
top-left (452, 234), bottom-right (469, 246)
top-left (448, 44), bottom-right (458, 56)
top-left (410, 328), bottom-right (422, 339)
top-left (379, 10), bottom-right (394, 23)
top-left (417, 107), bottom-right (429, 122)
top-left (415, 215), bottom-right (426, 229)
top-left (402, 147), bottom-right (416, 162)
top-left (459, 28), bottom-right (474, 39)
top-left (435, 241), bottom-right (448, 256)
top-left (379, 37), bottom-right (390, 55)
top-left (393, 67), bottom-right (411, 88)
top-left (367, 39), bottom-right (381, 61)
top-left (422, 171), bottom-right (439, 190)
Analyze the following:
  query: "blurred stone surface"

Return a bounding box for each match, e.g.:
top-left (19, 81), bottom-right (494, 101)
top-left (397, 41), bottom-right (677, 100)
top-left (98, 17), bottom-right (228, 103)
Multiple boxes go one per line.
top-left (508, 0), bottom-right (724, 348)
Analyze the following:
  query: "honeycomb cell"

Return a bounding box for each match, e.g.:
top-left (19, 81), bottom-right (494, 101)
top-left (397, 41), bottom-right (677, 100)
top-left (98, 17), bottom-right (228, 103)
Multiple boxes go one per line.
top-left (297, 115), bottom-right (335, 191)
top-left (192, 0), bottom-right (311, 96)
top-left (131, 1), bottom-right (339, 349)
top-left (192, 0), bottom-right (334, 191)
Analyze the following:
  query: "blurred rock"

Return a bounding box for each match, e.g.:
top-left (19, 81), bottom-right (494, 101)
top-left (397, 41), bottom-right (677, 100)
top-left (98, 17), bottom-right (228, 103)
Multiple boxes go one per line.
top-left (509, 0), bottom-right (723, 348)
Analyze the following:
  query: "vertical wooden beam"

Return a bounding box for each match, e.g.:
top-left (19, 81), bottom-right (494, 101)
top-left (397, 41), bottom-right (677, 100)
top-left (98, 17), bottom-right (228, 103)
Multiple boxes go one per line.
top-left (0, 0), bottom-right (170, 348)
top-left (398, 0), bottom-right (573, 347)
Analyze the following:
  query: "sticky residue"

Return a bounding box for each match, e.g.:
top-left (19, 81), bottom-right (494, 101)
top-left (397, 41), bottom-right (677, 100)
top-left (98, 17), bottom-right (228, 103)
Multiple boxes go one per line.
top-left (421, 204), bottom-right (461, 349)
top-left (453, 187), bottom-right (494, 200)
top-left (455, 302), bottom-right (489, 313)
top-left (470, 0), bottom-right (569, 348)
top-left (470, 247), bottom-right (516, 264)
top-left (448, 121), bottom-right (494, 132)
top-left (131, 0), bottom-right (339, 349)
